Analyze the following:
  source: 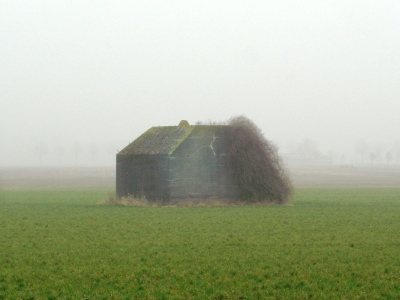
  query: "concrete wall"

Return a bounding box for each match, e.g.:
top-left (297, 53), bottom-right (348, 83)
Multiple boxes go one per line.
top-left (116, 154), bottom-right (169, 200)
top-left (168, 127), bottom-right (237, 200)
top-left (116, 126), bottom-right (238, 202)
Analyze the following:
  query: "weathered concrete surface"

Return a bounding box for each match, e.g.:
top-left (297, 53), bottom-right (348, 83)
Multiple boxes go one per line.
top-left (116, 124), bottom-right (237, 202)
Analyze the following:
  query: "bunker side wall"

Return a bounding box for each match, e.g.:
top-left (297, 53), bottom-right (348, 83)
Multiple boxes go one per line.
top-left (168, 127), bottom-right (238, 200)
top-left (116, 154), bottom-right (169, 201)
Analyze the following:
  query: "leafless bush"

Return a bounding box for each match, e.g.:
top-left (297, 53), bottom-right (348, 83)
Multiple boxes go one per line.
top-left (100, 194), bottom-right (154, 207)
top-left (100, 195), bottom-right (288, 207)
top-left (101, 196), bottom-right (232, 207)
top-left (227, 115), bottom-right (293, 204)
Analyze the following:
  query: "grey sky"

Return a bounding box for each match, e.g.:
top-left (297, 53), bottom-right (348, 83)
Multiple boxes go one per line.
top-left (1, 1), bottom-right (399, 166)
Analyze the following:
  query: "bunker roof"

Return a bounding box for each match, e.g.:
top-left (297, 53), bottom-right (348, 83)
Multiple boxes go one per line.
top-left (118, 120), bottom-right (228, 155)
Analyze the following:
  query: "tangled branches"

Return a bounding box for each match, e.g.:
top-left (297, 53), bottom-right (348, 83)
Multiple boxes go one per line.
top-left (227, 116), bottom-right (292, 204)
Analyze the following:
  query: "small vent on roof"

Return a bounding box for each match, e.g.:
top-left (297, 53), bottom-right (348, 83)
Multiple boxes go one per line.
top-left (179, 120), bottom-right (190, 127)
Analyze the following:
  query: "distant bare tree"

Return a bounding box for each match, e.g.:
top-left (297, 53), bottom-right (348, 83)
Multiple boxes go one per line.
top-left (327, 150), bottom-right (338, 162)
top-left (55, 145), bottom-right (65, 166)
top-left (72, 142), bottom-right (81, 166)
top-left (354, 140), bottom-right (369, 164)
top-left (340, 154), bottom-right (345, 165)
top-left (107, 143), bottom-right (117, 155)
top-left (385, 151), bottom-right (393, 166)
top-left (373, 143), bottom-right (384, 164)
top-left (394, 140), bottom-right (400, 164)
top-left (34, 142), bottom-right (48, 165)
top-left (90, 143), bottom-right (98, 166)
top-left (296, 139), bottom-right (320, 160)
top-left (369, 152), bottom-right (376, 166)
top-left (107, 143), bottom-right (119, 165)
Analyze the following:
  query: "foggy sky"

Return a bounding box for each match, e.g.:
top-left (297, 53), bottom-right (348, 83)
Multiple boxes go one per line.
top-left (1, 1), bottom-right (399, 167)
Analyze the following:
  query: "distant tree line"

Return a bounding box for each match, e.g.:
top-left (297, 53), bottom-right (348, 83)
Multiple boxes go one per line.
top-left (354, 139), bottom-right (400, 166)
top-left (33, 141), bottom-right (119, 166)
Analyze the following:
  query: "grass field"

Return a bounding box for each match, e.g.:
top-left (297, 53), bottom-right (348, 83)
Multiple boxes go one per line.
top-left (1, 187), bottom-right (400, 299)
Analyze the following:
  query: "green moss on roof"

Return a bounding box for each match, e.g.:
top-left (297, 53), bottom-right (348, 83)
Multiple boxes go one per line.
top-left (117, 126), bottom-right (193, 155)
top-left (117, 124), bottom-right (229, 156)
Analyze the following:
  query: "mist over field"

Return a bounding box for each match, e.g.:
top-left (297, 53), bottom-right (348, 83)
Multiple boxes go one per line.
top-left (1, 1), bottom-right (400, 167)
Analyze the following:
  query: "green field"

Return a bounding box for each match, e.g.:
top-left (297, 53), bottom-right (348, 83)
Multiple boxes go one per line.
top-left (1, 188), bottom-right (399, 299)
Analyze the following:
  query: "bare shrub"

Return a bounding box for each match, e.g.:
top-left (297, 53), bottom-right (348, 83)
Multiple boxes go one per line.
top-left (100, 194), bottom-right (154, 207)
top-left (100, 196), bottom-right (288, 207)
top-left (227, 115), bottom-right (293, 204)
top-left (100, 195), bottom-right (234, 207)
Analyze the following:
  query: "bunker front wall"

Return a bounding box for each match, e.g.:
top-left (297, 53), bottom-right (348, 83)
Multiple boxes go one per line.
top-left (168, 127), bottom-right (238, 200)
top-left (116, 154), bottom-right (169, 200)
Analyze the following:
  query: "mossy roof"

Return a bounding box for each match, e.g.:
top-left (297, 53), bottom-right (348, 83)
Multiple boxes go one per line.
top-left (118, 124), bottom-right (228, 155)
